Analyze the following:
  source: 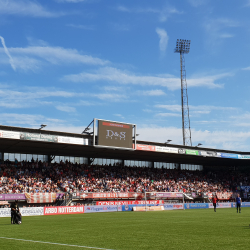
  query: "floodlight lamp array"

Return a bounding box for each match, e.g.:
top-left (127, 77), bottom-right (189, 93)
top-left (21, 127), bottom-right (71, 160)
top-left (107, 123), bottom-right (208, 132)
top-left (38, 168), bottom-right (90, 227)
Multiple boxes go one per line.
top-left (175, 39), bottom-right (191, 54)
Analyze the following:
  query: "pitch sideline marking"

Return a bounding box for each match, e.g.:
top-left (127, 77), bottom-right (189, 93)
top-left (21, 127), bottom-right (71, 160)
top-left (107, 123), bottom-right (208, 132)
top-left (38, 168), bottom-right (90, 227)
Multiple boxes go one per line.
top-left (0, 237), bottom-right (114, 250)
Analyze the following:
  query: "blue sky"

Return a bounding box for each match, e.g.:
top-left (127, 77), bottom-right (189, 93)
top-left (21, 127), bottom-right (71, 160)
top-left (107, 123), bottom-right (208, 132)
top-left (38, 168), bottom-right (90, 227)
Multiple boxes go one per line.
top-left (0, 0), bottom-right (250, 151)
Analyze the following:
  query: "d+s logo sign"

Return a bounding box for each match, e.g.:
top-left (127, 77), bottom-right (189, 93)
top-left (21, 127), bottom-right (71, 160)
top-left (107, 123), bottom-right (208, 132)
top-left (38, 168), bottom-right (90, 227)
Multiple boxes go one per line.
top-left (106, 130), bottom-right (126, 140)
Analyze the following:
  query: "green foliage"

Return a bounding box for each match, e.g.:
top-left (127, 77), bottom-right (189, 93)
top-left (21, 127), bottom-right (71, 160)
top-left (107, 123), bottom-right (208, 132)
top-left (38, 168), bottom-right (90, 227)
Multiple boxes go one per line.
top-left (0, 208), bottom-right (249, 250)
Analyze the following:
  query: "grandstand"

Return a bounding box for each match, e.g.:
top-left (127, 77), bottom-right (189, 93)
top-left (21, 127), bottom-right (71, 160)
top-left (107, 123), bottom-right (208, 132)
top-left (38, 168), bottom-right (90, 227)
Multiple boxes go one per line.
top-left (1, 120), bottom-right (250, 208)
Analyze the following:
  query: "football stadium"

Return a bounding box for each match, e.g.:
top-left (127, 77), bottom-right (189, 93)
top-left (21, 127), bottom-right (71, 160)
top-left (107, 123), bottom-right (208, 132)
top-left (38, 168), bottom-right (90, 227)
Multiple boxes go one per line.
top-left (1, 1), bottom-right (250, 250)
top-left (0, 120), bottom-right (250, 250)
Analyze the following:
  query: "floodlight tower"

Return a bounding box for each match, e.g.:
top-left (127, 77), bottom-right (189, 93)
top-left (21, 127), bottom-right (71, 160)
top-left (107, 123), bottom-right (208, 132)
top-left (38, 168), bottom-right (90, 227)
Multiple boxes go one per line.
top-left (175, 39), bottom-right (192, 146)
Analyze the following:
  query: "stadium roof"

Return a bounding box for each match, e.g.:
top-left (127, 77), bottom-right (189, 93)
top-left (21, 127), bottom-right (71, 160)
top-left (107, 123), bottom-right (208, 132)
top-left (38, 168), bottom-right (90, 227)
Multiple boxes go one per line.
top-left (0, 125), bottom-right (249, 166)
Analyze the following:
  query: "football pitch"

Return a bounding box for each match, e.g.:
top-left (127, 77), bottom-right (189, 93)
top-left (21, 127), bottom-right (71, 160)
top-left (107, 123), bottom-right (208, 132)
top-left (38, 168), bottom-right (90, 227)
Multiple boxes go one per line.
top-left (0, 208), bottom-right (250, 250)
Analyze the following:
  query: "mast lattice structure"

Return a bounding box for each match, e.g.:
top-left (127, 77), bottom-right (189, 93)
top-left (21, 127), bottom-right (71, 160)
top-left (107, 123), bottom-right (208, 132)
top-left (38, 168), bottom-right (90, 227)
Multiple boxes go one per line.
top-left (175, 39), bottom-right (192, 146)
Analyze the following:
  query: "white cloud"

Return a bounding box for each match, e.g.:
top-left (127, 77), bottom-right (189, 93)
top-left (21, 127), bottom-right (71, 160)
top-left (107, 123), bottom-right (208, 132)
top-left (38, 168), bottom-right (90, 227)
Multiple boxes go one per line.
top-left (1, 56), bottom-right (42, 72)
top-left (0, 36), bottom-right (16, 71)
top-left (156, 28), bottom-right (168, 53)
top-left (191, 129), bottom-right (250, 150)
top-left (204, 18), bottom-right (239, 46)
top-left (242, 66), bottom-right (250, 71)
top-left (0, 88), bottom-right (77, 100)
top-left (78, 100), bottom-right (95, 106)
top-left (0, 81), bottom-right (130, 111)
top-left (26, 37), bottom-right (49, 47)
top-left (0, 113), bottom-right (49, 126)
top-left (158, 7), bottom-right (181, 22)
top-left (0, 85), bottom-right (84, 109)
top-left (229, 113), bottom-right (250, 127)
top-left (117, 5), bottom-right (182, 22)
top-left (143, 109), bottom-right (153, 113)
top-left (156, 113), bottom-right (181, 117)
top-left (11, 46), bottom-right (108, 65)
top-left (66, 24), bottom-right (94, 30)
top-left (188, 73), bottom-right (229, 88)
top-left (0, 44), bottom-right (109, 71)
top-left (156, 104), bottom-right (181, 112)
top-left (245, 0), bottom-right (250, 7)
top-left (137, 125), bottom-right (250, 151)
top-left (219, 33), bottom-right (234, 38)
top-left (1, 110), bottom-right (249, 151)
top-left (56, 105), bottom-right (76, 113)
top-left (93, 93), bottom-right (127, 102)
top-left (117, 6), bottom-right (130, 12)
top-left (114, 114), bottom-right (125, 119)
top-left (0, 113), bottom-right (79, 130)
top-left (0, 0), bottom-right (64, 17)
top-left (137, 126), bottom-right (182, 145)
top-left (142, 90), bottom-right (165, 96)
top-left (156, 104), bottom-right (237, 113)
top-left (62, 67), bottom-right (227, 90)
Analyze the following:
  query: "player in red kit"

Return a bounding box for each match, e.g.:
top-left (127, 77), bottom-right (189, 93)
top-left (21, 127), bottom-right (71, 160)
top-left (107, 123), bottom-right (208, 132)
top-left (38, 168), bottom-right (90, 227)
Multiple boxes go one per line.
top-left (212, 195), bottom-right (218, 212)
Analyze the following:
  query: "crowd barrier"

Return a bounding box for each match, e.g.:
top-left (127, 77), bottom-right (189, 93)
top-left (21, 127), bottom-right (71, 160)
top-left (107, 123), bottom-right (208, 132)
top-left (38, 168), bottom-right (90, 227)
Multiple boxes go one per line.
top-left (1, 202), bottom-right (250, 217)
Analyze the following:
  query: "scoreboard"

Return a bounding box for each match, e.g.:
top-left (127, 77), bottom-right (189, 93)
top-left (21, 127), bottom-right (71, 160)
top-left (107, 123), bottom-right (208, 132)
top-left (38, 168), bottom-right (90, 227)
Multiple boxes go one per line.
top-left (94, 119), bottom-right (136, 150)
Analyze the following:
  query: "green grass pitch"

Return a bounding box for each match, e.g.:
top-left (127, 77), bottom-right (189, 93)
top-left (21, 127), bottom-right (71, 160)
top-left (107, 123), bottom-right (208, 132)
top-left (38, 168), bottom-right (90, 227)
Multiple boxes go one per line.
top-left (0, 208), bottom-right (250, 250)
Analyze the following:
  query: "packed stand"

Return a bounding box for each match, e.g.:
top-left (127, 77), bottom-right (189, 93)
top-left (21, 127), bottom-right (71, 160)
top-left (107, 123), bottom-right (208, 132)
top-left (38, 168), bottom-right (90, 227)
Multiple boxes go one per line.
top-left (0, 159), bottom-right (249, 195)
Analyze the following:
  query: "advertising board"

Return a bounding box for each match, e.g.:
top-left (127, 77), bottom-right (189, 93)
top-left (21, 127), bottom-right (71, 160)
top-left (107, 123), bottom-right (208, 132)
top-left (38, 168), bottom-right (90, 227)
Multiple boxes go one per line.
top-left (84, 205), bottom-right (122, 213)
top-left (0, 194), bottom-right (26, 201)
top-left (155, 146), bottom-right (178, 154)
top-left (135, 144), bottom-right (156, 151)
top-left (96, 200), bottom-right (163, 206)
top-left (199, 151), bottom-right (217, 157)
top-left (0, 207), bottom-right (44, 217)
top-left (0, 130), bottom-right (20, 139)
top-left (185, 149), bottom-right (199, 155)
top-left (0, 129), bottom-right (87, 145)
top-left (238, 155), bottom-right (250, 159)
top-left (44, 206), bottom-right (84, 215)
top-left (218, 153), bottom-right (239, 159)
top-left (0, 208), bottom-right (10, 217)
top-left (151, 192), bottom-right (183, 198)
top-left (133, 206), bottom-right (164, 211)
top-left (209, 203), bottom-right (231, 209)
top-left (164, 204), bottom-right (184, 210)
top-left (80, 192), bottom-right (142, 199)
top-left (241, 202), bottom-right (250, 208)
top-left (20, 207), bottom-right (44, 216)
top-left (184, 203), bottom-right (209, 209)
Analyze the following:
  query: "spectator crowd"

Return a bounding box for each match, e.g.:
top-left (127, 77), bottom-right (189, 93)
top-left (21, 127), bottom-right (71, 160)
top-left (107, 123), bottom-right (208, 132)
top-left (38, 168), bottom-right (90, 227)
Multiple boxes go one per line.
top-left (0, 159), bottom-right (249, 195)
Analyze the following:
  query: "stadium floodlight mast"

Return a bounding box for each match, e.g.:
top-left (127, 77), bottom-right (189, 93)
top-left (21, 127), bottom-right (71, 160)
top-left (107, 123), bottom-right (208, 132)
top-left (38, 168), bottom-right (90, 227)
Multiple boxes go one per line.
top-left (175, 39), bottom-right (192, 146)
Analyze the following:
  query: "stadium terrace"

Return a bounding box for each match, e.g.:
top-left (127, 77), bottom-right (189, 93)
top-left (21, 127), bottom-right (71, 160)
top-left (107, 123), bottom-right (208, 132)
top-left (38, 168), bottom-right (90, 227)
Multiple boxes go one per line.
top-left (0, 123), bottom-right (250, 207)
